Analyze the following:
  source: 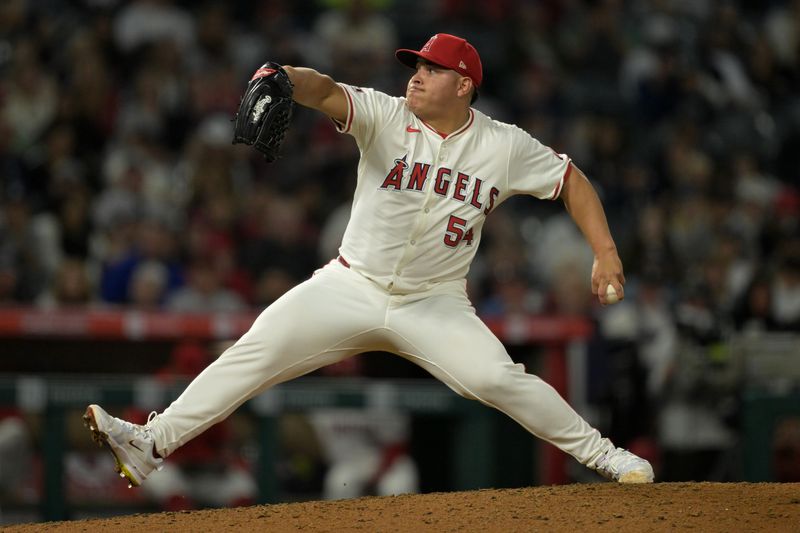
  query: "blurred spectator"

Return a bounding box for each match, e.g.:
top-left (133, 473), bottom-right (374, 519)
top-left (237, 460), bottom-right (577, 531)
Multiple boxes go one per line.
top-left (0, 0), bottom-right (27, 46)
top-left (166, 259), bottom-right (246, 313)
top-left (239, 190), bottom-right (320, 285)
top-left (696, 3), bottom-right (760, 112)
top-left (36, 257), bottom-right (93, 309)
top-left (253, 268), bottom-right (295, 309)
top-left (479, 265), bottom-right (542, 320)
top-left (601, 277), bottom-right (679, 401)
top-left (431, 0), bottom-right (513, 94)
top-left (31, 182), bottom-right (94, 283)
top-left (771, 240), bottom-right (800, 330)
top-left (61, 22), bottom-right (120, 175)
top-left (0, 411), bottom-right (33, 502)
top-left (530, 211), bottom-right (594, 293)
top-left (98, 218), bottom-right (184, 304)
top-left (731, 153), bottom-right (779, 248)
top-left (764, 0), bottom-right (800, 69)
top-left (308, 360), bottom-right (419, 500)
top-left (310, 405), bottom-right (419, 499)
top-left (0, 192), bottom-right (48, 303)
top-left (548, 259), bottom-right (593, 317)
top-left (625, 204), bottom-right (676, 285)
top-left (772, 416), bottom-right (800, 482)
top-left (317, 202), bottom-right (352, 264)
top-left (313, 0), bottom-right (397, 86)
top-left (732, 272), bottom-right (780, 333)
top-left (128, 260), bottom-right (169, 310)
top-left (1, 38), bottom-right (58, 155)
top-left (113, 0), bottom-right (195, 55)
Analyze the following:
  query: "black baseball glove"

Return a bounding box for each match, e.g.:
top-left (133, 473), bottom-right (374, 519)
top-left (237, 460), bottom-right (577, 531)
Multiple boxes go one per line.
top-left (232, 62), bottom-right (294, 162)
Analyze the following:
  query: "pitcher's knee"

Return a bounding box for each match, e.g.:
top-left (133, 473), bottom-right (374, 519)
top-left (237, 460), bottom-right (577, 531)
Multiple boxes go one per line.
top-left (213, 336), bottom-right (295, 379)
top-left (461, 363), bottom-right (524, 403)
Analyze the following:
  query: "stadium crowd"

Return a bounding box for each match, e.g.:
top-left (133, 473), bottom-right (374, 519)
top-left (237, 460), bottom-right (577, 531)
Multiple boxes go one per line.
top-left (2, 0), bottom-right (799, 323)
top-left (1, 0), bottom-right (799, 486)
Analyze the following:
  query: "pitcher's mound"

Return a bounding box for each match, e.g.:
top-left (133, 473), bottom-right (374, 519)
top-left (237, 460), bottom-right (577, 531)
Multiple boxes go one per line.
top-left (7, 482), bottom-right (800, 532)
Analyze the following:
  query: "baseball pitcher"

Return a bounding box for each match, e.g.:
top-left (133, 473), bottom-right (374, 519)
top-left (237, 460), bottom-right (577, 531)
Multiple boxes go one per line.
top-left (85, 33), bottom-right (653, 490)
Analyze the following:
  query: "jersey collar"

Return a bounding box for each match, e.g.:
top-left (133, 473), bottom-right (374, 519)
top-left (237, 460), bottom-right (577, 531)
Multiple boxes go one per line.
top-left (420, 109), bottom-right (475, 140)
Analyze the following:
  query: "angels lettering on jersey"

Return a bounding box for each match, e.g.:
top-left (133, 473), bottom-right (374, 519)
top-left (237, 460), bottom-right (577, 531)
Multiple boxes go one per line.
top-left (379, 154), bottom-right (499, 216)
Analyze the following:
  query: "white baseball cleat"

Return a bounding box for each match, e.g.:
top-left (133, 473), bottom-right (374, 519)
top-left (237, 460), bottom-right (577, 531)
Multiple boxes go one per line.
top-left (83, 404), bottom-right (163, 488)
top-left (591, 444), bottom-right (654, 483)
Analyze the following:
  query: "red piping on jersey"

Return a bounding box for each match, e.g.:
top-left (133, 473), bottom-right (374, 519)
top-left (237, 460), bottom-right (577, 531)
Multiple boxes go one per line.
top-left (343, 86), bottom-right (355, 133)
top-left (337, 255), bottom-right (350, 268)
top-left (421, 109), bottom-right (474, 139)
top-left (550, 161), bottom-right (573, 200)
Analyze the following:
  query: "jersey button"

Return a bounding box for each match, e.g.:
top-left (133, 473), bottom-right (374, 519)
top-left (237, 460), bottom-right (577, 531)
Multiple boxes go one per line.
top-left (424, 208), bottom-right (430, 213)
top-left (395, 270), bottom-right (402, 275)
top-left (410, 240), bottom-right (416, 245)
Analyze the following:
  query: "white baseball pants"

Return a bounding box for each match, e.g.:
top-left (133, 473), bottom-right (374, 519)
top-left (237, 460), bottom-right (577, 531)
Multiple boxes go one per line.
top-left (149, 259), bottom-right (606, 465)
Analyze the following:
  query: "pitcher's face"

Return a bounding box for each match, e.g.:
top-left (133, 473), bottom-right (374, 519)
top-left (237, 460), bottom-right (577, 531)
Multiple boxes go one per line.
top-left (405, 60), bottom-right (467, 118)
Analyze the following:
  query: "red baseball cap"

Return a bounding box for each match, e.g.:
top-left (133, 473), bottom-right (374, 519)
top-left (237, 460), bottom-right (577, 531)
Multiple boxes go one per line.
top-left (396, 33), bottom-right (483, 87)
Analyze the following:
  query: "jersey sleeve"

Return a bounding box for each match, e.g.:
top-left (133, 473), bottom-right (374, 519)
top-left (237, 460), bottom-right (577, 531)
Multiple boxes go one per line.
top-left (507, 127), bottom-right (572, 200)
top-left (334, 84), bottom-right (404, 151)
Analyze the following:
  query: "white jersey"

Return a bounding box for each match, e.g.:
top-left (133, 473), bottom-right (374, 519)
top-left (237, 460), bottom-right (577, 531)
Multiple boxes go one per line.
top-left (335, 83), bottom-right (572, 294)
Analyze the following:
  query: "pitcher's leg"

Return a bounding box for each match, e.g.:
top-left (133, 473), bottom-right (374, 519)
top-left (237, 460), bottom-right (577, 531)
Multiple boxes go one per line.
top-left (151, 264), bottom-right (386, 456)
top-left (387, 289), bottom-right (604, 465)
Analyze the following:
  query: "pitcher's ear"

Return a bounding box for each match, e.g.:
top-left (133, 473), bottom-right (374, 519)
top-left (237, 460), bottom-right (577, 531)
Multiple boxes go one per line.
top-left (458, 76), bottom-right (474, 99)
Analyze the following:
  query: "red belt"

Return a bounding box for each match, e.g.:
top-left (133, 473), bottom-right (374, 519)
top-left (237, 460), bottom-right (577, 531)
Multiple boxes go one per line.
top-left (337, 255), bottom-right (350, 268)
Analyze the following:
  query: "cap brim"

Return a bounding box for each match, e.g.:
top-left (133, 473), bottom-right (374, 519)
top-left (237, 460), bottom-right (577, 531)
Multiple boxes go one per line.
top-left (395, 49), bottom-right (424, 69)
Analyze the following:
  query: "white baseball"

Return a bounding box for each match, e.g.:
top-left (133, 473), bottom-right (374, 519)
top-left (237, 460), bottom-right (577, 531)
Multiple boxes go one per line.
top-left (605, 284), bottom-right (619, 304)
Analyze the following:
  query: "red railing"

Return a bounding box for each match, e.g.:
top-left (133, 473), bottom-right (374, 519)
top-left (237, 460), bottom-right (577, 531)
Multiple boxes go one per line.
top-left (0, 307), bottom-right (592, 343)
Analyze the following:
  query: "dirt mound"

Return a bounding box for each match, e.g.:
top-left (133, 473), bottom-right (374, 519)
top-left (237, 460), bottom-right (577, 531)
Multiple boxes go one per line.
top-left (7, 482), bottom-right (799, 532)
